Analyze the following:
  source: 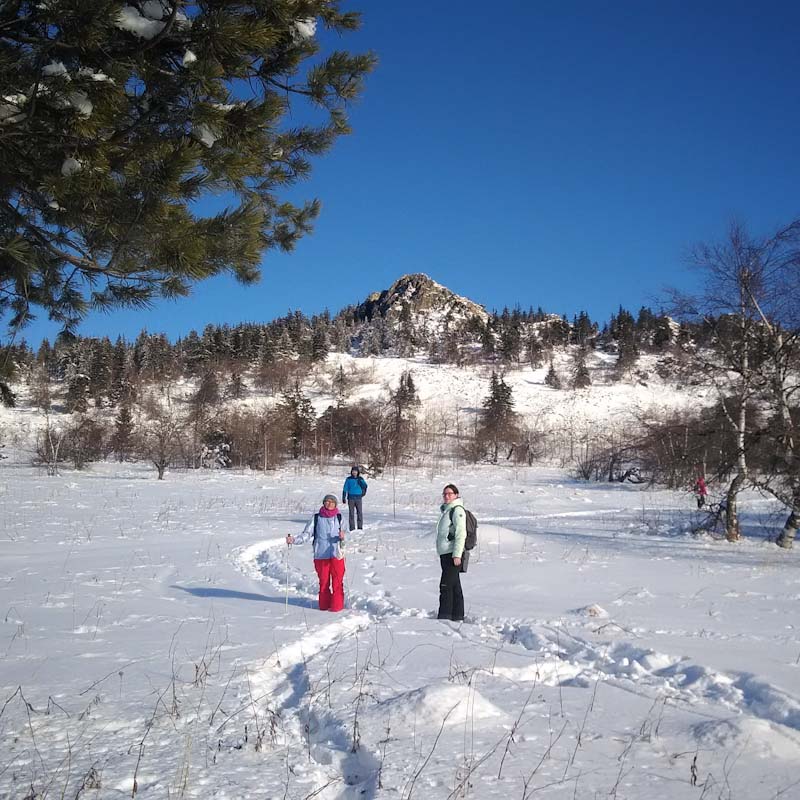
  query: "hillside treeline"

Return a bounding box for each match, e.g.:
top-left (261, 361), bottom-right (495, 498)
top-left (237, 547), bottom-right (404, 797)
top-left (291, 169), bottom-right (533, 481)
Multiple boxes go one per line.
top-left (3, 215), bottom-right (800, 548)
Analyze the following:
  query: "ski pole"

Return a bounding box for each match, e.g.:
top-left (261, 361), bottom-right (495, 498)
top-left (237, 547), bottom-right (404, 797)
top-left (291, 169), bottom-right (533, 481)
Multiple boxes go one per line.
top-left (285, 540), bottom-right (292, 612)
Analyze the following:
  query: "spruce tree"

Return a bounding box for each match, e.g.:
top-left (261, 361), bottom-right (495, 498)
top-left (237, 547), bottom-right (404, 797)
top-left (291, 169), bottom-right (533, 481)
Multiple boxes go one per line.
top-left (226, 372), bottom-right (246, 400)
top-left (109, 336), bottom-right (135, 406)
top-left (571, 350), bottom-right (592, 389)
top-left (0, 2), bottom-right (375, 336)
top-left (111, 405), bottom-right (135, 461)
top-left (310, 326), bottom-right (329, 363)
top-left (526, 334), bottom-right (544, 368)
top-left (480, 320), bottom-right (496, 360)
top-left (193, 370), bottom-right (220, 410)
top-left (544, 361), bottom-right (562, 389)
top-left (0, 348), bottom-right (16, 406)
top-left (333, 365), bottom-right (348, 405)
top-left (499, 324), bottom-right (521, 364)
top-left (477, 372), bottom-right (518, 462)
top-left (280, 381), bottom-right (315, 459)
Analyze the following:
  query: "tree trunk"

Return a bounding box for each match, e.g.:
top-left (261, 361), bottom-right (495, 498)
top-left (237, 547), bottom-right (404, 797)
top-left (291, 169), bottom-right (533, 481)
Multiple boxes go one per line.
top-left (776, 510), bottom-right (798, 549)
top-left (725, 472), bottom-right (745, 541)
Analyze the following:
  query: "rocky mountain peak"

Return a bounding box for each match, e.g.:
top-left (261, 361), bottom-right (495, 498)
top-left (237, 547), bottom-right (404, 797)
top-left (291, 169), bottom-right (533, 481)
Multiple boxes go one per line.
top-left (354, 273), bottom-right (487, 326)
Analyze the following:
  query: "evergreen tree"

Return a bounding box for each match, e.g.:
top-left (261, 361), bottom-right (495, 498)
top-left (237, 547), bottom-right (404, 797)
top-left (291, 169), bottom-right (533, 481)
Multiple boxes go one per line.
top-left (193, 371), bottom-right (220, 411)
top-left (653, 316), bottom-right (674, 350)
top-left (636, 306), bottom-right (657, 348)
top-left (544, 361), bottom-right (562, 389)
top-left (226, 372), bottom-right (246, 400)
top-left (387, 371), bottom-right (419, 460)
top-left (477, 372), bottom-right (518, 462)
top-left (280, 382), bottom-right (316, 459)
top-left (333, 365), bottom-right (349, 405)
top-left (442, 328), bottom-right (462, 365)
top-left (427, 335), bottom-right (442, 364)
top-left (0, 2), bottom-right (375, 336)
top-left (110, 405), bottom-right (135, 462)
top-left (29, 363), bottom-right (52, 411)
top-left (64, 370), bottom-right (89, 413)
top-left (540, 318), bottom-right (570, 347)
top-left (526, 334), bottom-right (544, 368)
top-left (330, 319), bottom-right (351, 353)
top-left (499, 324), bottom-right (522, 364)
top-left (36, 338), bottom-right (55, 376)
top-left (256, 329), bottom-right (276, 367)
top-left (88, 337), bottom-right (113, 407)
top-left (274, 328), bottom-right (296, 360)
top-left (310, 326), bottom-right (329, 363)
top-left (480, 321), bottom-right (496, 360)
top-left (571, 311), bottom-right (595, 347)
top-left (571, 350), bottom-right (592, 389)
top-left (610, 306), bottom-right (639, 372)
top-left (109, 336), bottom-right (135, 407)
top-left (0, 350), bottom-right (16, 407)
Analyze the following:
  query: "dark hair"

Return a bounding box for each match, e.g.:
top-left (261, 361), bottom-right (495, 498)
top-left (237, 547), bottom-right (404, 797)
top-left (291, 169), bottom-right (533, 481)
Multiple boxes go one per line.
top-left (350, 465), bottom-right (360, 474)
top-left (443, 483), bottom-right (459, 496)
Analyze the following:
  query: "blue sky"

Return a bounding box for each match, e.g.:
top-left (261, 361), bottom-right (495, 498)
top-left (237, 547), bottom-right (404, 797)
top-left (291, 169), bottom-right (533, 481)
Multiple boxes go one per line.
top-left (21, 1), bottom-right (800, 345)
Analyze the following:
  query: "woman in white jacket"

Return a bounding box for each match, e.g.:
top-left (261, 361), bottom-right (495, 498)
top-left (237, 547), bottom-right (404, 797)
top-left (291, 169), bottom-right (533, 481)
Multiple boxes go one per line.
top-left (436, 483), bottom-right (467, 621)
top-left (287, 494), bottom-right (346, 612)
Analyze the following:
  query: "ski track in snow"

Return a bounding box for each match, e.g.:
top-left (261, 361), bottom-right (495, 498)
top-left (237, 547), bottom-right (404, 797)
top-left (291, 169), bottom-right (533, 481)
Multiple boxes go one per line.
top-left (236, 530), bottom-right (800, 768)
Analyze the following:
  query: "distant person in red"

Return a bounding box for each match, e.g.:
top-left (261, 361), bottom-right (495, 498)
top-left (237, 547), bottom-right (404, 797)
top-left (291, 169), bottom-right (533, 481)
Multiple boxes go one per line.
top-left (694, 476), bottom-right (708, 509)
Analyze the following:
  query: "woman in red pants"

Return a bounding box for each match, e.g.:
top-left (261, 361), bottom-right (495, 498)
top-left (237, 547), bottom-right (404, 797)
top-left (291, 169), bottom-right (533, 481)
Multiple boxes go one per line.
top-left (287, 494), bottom-right (346, 612)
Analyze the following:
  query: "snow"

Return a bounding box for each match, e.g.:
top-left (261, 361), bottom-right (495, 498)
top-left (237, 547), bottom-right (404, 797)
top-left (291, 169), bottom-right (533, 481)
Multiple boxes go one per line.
top-left (78, 68), bottom-right (114, 83)
top-left (116, 3), bottom-right (190, 37)
top-left (1, 455), bottom-right (799, 799)
top-left (115, 5), bottom-right (167, 39)
top-left (68, 90), bottom-right (93, 117)
top-left (183, 49), bottom-right (197, 66)
top-left (0, 94), bottom-right (26, 125)
top-left (294, 18), bottom-right (317, 40)
top-left (193, 123), bottom-right (218, 148)
top-left (60, 156), bottom-right (83, 176)
top-left (42, 61), bottom-right (68, 77)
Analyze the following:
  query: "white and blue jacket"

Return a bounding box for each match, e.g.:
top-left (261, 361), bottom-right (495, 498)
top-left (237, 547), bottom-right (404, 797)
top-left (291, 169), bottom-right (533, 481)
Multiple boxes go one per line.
top-left (294, 512), bottom-right (344, 560)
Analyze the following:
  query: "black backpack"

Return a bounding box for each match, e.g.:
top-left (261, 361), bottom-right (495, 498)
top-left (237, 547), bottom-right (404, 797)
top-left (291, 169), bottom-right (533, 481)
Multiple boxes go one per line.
top-left (448, 507), bottom-right (478, 550)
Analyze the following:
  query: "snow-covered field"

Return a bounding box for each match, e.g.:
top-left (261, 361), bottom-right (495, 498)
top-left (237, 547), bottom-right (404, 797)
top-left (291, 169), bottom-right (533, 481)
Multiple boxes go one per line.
top-left (1, 457), bottom-right (799, 799)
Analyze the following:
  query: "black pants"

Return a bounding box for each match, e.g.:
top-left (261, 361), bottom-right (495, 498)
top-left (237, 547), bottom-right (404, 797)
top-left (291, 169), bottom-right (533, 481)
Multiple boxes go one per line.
top-left (348, 496), bottom-right (363, 530)
top-left (438, 554), bottom-right (464, 621)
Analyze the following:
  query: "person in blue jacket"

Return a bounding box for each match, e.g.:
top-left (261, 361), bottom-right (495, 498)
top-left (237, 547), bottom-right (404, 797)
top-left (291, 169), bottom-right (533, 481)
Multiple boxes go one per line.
top-left (286, 494), bottom-right (346, 611)
top-left (342, 465), bottom-right (368, 531)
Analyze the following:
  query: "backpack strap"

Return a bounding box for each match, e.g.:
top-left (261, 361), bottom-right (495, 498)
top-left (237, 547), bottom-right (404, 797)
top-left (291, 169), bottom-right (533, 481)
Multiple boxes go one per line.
top-left (449, 507), bottom-right (464, 524)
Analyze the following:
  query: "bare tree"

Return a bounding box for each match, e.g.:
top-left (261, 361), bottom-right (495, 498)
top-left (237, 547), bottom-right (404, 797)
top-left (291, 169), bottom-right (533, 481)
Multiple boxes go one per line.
top-left (34, 412), bottom-right (66, 475)
top-left (138, 405), bottom-right (186, 480)
top-left (669, 221), bottom-right (772, 540)
top-left (730, 220), bottom-right (800, 547)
